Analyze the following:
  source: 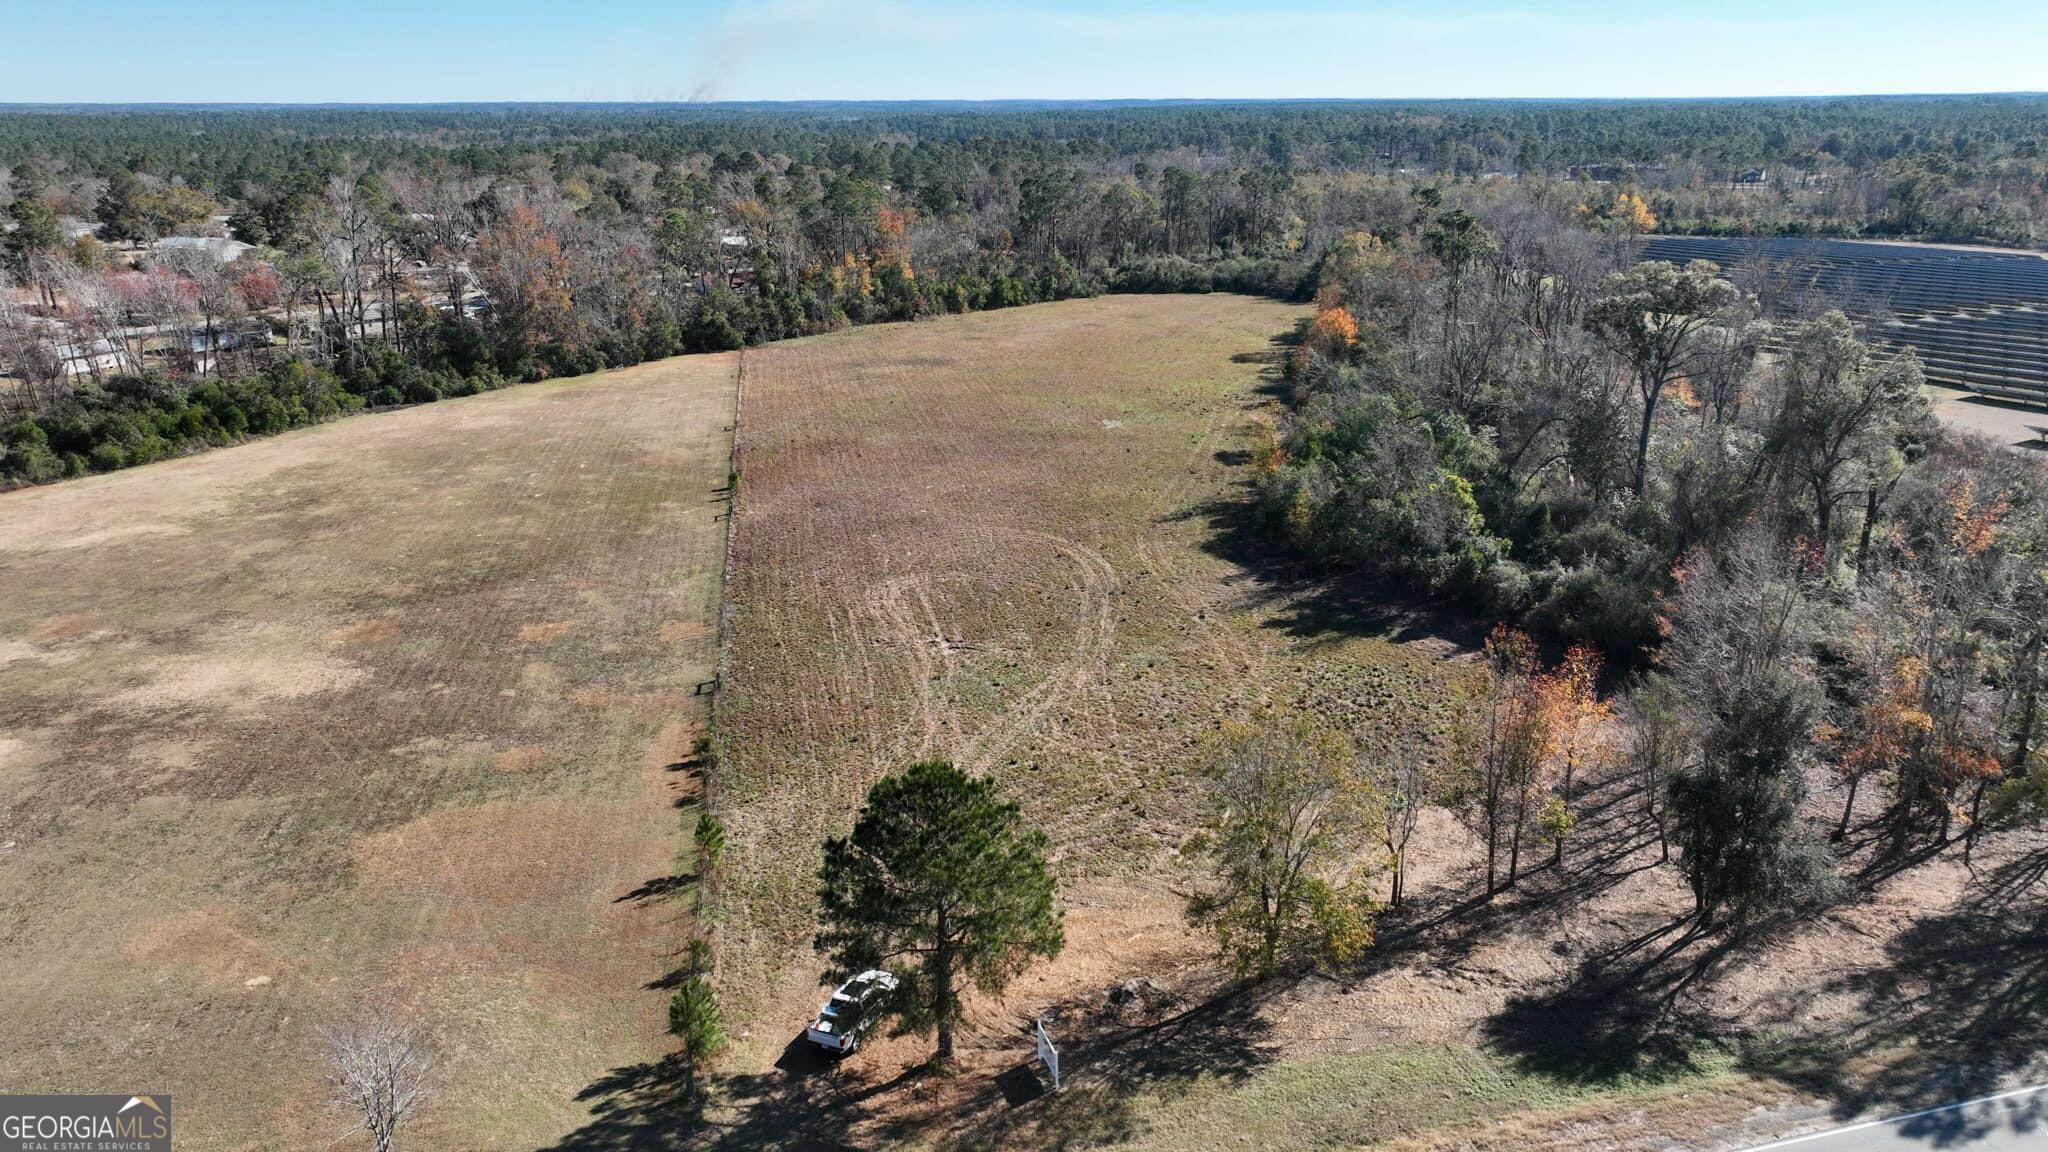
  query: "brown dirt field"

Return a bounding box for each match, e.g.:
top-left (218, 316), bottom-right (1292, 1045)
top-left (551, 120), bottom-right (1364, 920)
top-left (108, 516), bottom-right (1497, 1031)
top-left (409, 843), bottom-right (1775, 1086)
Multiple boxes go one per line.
top-left (0, 355), bottom-right (737, 1150)
top-left (699, 296), bottom-right (2048, 1151)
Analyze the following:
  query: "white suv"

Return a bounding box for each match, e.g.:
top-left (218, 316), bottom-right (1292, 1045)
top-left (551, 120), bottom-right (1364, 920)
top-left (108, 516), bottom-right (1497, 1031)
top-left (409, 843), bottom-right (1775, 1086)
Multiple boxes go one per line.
top-left (804, 969), bottom-right (900, 1054)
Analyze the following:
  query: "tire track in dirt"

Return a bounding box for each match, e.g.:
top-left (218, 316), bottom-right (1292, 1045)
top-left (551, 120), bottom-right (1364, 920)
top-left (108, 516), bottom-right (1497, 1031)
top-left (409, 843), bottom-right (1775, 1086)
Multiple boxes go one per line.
top-left (953, 528), bottom-right (1120, 773)
top-left (711, 298), bottom-right (1308, 1056)
top-left (863, 573), bottom-right (951, 757)
top-left (853, 526), bottom-right (1120, 773)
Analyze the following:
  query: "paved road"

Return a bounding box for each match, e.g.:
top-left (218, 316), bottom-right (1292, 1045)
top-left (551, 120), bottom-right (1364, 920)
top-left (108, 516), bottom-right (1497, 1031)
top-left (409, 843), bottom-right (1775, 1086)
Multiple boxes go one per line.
top-left (1930, 387), bottom-right (2048, 453)
top-left (1745, 1085), bottom-right (2048, 1150)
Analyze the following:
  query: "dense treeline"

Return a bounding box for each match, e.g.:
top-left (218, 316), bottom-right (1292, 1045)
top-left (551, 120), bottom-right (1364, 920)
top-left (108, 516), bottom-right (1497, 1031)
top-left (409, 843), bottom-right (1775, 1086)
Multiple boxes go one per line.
top-left (0, 352), bottom-right (520, 482)
top-left (1260, 180), bottom-right (2048, 920)
top-left (4, 97), bottom-right (2046, 198)
top-left (3, 97), bottom-right (2046, 486)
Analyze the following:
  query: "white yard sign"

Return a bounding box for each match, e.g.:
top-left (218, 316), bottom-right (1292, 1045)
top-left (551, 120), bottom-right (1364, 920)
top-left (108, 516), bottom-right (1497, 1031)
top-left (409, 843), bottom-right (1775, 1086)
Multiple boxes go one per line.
top-left (1035, 1016), bottom-right (1060, 1091)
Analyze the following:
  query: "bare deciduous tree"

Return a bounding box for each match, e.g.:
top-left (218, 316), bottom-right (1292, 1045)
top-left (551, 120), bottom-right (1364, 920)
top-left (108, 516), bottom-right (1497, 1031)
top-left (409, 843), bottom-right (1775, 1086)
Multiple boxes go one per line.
top-left (1622, 674), bottom-right (1688, 863)
top-left (316, 166), bottom-right (384, 344)
top-left (323, 1008), bottom-right (435, 1152)
top-left (1372, 734), bottom-right (1431, 909)
top-left (0, 273), bottom-right (64, 414)
top-left (393, 171), bottom-right (478, 321)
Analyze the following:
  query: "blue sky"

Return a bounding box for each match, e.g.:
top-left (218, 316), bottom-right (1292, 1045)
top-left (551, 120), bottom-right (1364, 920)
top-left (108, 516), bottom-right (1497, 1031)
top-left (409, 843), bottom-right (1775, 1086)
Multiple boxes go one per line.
top-left (4, 0), bottom-right (2046, 103)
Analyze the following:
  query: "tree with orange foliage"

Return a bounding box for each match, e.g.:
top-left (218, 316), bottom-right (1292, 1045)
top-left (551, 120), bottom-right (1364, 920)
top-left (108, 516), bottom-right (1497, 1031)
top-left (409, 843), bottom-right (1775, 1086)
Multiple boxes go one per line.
top-left (1315, 229), bottom-right (1420, 331)
top-left (1540, 644), bottom-right (1612, 869)
top-left (1577, 189), bottom-right (1658, 252)
top-left (1612, 189), bottom-right (1657, 237)
top-left (1303, 303), bottom-right (1360, 357)
top-left (1891, 475), bottom-right (2014, 842)
top-left (875, 204), bottom-right (909, 254)
top-left (475, 203), bottom-right (574, 365)
top-left (1451, 626), bottom-right (1559, 895)
top-left (1834, 644), bottom-right (1931, 841)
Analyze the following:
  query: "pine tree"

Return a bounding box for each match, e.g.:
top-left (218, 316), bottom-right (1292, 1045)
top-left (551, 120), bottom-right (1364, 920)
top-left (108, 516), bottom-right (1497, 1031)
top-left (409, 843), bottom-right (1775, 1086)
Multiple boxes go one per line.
top-left (95, 167), bottom-right (152, 244)
top-left (1668, 668), bottom-right (1837, 924)
top-left (815, 760), bottom-right (1062, 1063)
top-left (666, 939), bottom-right (724, 1088)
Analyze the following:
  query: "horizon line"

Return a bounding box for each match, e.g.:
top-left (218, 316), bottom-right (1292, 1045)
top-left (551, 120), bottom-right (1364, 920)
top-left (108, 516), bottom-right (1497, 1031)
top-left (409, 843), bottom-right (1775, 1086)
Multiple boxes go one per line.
top-left (3, 91), bottom-right (2047, 111)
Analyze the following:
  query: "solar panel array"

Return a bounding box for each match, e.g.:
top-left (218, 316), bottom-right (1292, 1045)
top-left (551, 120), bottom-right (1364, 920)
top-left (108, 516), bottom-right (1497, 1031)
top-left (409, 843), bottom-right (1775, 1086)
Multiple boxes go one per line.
top-left (1639, 236), bottom-right (2048, 407)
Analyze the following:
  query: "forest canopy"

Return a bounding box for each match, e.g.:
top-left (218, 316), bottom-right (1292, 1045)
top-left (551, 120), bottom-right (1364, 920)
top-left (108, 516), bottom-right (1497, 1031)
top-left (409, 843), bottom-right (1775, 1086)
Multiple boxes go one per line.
top-left (3, 96), bottom-right (2044, 486)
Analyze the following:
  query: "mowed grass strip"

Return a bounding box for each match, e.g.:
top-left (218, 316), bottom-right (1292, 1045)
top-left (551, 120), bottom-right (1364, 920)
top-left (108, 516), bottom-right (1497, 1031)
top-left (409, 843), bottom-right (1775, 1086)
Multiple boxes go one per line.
top-left (0, 355), bottom-right (737, 1150)
top-left (713, 295), bottom-right (1468, 1069)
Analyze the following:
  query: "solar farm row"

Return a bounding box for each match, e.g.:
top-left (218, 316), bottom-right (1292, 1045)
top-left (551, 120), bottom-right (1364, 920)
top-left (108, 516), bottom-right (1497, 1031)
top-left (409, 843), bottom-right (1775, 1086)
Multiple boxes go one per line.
top-left (1639, 235), bottom-right (2048, 405)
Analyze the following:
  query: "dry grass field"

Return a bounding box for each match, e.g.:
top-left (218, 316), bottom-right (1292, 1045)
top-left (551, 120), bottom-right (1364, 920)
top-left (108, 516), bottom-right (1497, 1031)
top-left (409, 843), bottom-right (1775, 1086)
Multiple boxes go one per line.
top-left (705, 295), bottom-right (1516, 1145)
top-left (0, 356), bottom-right (738, 1150)
top-left (701, 295), bottom-right (2048, 1152)
top-left (715, 293), bottom-right (1345, 1034)
top-left (9, 295), bottom-right (2045, 1152)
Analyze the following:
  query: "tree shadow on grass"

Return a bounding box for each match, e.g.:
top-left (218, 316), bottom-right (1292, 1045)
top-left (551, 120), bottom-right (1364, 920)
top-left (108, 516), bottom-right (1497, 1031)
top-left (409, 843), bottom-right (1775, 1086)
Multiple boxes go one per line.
top-left (615, 874), bottom-right (696, 905)
top-left (1967, 845), bottom-right (2048, 913)
top-left (1847, 835), bottom-right (1951, 891)
top-left (1361, 771), bottom-right (1671, 982)
top-left (1181, 487), bottom-right (1492, 654)
top-left (540, 1036), bottom-right (892, 1152)
top-left (690, 1034), bottom-right (924, 1152)
top-left (605, 978), bottom-right (1282, 1152)
top-left (1475, 837), bottom-right (2048, 1143)
top-left (1232, 330), bottom-right (1297, 399)
top-left (1478, 917), bottom-right (1747, 1088)
top-left (539, 1056), bottom-right (703, 1152)
top-left (1764, 898), bottom-right (2048, 1130)
top-left (1158, 343), bottom-right (1492, 656)
top-left (1374, 770), bottom-right (1779, 1090)
top-left (938, 979), bottom-right (1285, 1151)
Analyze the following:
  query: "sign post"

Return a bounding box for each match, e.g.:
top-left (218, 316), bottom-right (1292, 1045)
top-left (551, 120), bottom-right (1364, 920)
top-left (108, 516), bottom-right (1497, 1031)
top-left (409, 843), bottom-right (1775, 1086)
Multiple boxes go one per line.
top-left (1035, 1016), bottom-right (1060, 1091)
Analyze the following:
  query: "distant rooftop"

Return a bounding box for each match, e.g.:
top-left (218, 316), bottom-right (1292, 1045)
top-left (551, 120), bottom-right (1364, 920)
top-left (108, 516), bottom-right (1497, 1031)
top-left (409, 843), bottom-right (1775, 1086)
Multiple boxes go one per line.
top-left (152, 235), bottom-right (252, 262)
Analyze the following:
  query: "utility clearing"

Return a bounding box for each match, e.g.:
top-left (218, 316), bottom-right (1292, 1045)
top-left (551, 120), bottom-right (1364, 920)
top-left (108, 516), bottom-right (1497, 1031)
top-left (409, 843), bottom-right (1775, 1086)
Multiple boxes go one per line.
top-left (0, 355), bottom-right (737, 1151)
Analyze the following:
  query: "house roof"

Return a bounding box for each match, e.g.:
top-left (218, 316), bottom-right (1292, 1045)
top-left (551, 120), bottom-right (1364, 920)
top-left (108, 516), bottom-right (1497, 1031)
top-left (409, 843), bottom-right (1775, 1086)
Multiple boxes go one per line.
top-left (152, 235), bottom-right (254, 262)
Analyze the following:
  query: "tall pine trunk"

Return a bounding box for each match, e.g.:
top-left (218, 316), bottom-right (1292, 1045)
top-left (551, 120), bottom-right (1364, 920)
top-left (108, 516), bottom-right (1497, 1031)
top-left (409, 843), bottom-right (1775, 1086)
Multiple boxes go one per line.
top-left (1631, 374), bottom-right (1659, 496)
top-left (931, 914), bottom-right (955, 1062)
